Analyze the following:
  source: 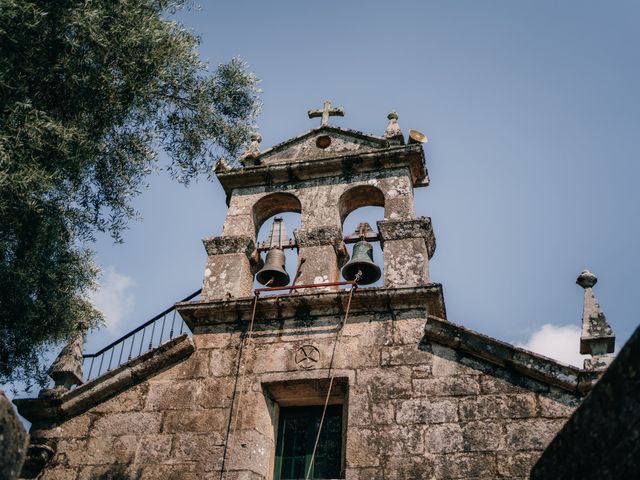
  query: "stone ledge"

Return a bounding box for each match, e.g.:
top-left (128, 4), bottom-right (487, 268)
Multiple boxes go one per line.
top-left (216, 144), bottom-right (428, 195)
top-left (202, 235), bottom-right (255, 258)
top-left (424, 316), bottom-right (599, 395)
top-left (14, 335), bottom-right (194, 423)
top-left (177, 284), bottom-right (446, 330)
top-left (377, 217), bottom-right (436, 259)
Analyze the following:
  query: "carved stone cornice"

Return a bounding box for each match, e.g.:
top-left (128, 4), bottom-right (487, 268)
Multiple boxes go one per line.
top-left (177, 284), bottom-right (446, 330)
top-left (216, 144), bottom-right (428, 196)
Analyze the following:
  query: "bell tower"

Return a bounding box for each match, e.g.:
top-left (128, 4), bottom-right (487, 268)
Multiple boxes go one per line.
top-left (177, 103), bottom-right (444, 479)
top-left (200, 102), bottom-right (436, 301)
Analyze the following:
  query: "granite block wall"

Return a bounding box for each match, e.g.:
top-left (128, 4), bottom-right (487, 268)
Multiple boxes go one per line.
top-left (34, 313), bottom-right (581, 480)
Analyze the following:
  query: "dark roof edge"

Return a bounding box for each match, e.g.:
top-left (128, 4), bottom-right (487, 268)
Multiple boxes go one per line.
top-left (424, 315), bottom-right (599, 395)
top-left (13, 335), bottom-right (194, 423)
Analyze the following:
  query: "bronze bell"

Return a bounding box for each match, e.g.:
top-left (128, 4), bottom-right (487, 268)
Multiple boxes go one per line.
top-left (341, 240), bottom-right (381, 285)
top-left (256, 247), bottom-right (290, 287)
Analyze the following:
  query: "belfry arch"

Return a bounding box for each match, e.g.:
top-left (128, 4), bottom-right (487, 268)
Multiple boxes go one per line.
top-left (252, 192), bottom-right (302, 237)
top-left (338, 185), bottom-right (386, 225)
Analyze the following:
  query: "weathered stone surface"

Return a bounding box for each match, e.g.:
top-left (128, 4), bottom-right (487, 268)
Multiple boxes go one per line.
top-left (171, 433), bottom-right (224, 472)
top-left (382, 455), bottom-right (434, 479)
top-left (201, 252), bottom-right (254, 300)
top-left (135, 434), bottom-right (172, 463)
top-left (358, 366), bottom-right (413, 399)
top-left (31, 414), bottom-right (92, 440)
top-left (90, 383), bottom-right (147, 413)
top-left (537, 391), bottom-right (580, 418)
top-left (47, 321), bottom-right (87, 390)
top-left (202, 235), bottom-right (255, 257)
top-left (412, 375), bottom-right (481, 396)
top-left (145, 380), bottom-right (197, 411)
top-left (63, 435), bottom-right (138, 466)
top-left (91, 411), bottom-right (162, 436)
top-left (396, 397), bottom-right (458, 424)
top-left (137, 463), bottom-right (200, 480)
top-left (433, 452), bottom-right (497, 479)
top-left (225, 430), bottom-right (271, 474)
top-left (377, 217), bottom-right (435, 259)
top-left (497, 451), bottom-right (541, 478)
top-left (382, 238), bottom-right (430, 287)
top-left (380, 344), bottom-right (428, 366)
top-left (162, 409), bottom-right (227, 436)
top-left (0, 390), bottom-right (28, 480)
top-left (505, 419), bottom-right (565, 450)
top-left (346, 428), bottom-right (380, 467)
top-left (458, 394), bottom-right (537, 421)
top-left (462, 421), bottom-right (505, 451)
top-left (39, 466), bottom-right (79, 480)
top-left (370, 402), bottom-right (395, 425)
top-left (425, 423), bottom-right (464, 453)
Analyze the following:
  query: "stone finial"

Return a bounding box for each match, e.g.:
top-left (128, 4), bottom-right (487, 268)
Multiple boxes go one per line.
top-left (384, 111), bottom-right (404, 145)
top-left (214, 156), bottom-right (231, 173)
top-left (239, 132), bottom-right (262, 166)
top-left (577, 269), bottom-right (615, 370)
top-left (46, 320), bottom-right (88, 393)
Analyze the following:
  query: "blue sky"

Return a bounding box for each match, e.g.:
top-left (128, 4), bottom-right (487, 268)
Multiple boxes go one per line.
top-left (68, 1), bottom-right (640, 376)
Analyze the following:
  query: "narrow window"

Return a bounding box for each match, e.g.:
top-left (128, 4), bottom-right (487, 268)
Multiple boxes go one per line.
top-left (274, 405), bottom-right (343, 479)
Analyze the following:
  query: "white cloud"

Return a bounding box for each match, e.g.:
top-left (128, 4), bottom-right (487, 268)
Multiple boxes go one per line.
top-left (90, 266), bottom-right (135, 333)
top-left (516, 324), bottom-right (586, 368)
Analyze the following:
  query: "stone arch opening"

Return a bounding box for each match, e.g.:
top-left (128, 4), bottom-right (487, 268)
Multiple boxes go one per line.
top-left (338, 185), bottom-right (385, 224)
top-left (253, 193), bottom-right (302, 293)
top-left (342, 206), bottom-right (385, 287)
top-left (253, 192), bottom-right (302, 237)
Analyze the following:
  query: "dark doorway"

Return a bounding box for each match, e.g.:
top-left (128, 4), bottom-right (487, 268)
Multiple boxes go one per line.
top-left (274, 405), bottom-right (343, 479)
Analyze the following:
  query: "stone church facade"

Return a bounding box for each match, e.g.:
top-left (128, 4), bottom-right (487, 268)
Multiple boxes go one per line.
top-left (15, 104), bottom-right (611, 479)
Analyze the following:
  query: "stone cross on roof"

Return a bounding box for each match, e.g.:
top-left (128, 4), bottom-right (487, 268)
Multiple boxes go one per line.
top-left (307, 100), bottom-right (345, 126)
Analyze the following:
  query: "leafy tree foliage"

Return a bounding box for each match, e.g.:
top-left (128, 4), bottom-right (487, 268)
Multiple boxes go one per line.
top-left (0, 0), bottom-right (260, 386)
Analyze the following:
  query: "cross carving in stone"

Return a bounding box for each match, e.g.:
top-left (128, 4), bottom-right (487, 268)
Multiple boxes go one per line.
top-left (308, 100), bottom-right (345, 126)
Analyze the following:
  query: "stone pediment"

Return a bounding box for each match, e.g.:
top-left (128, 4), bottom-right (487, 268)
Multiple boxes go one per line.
top-left (250, 126), bottom-right (390, 165)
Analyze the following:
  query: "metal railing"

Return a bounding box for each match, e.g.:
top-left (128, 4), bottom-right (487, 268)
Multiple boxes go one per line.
top-left (82, 289), bottom-right (201, 382)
